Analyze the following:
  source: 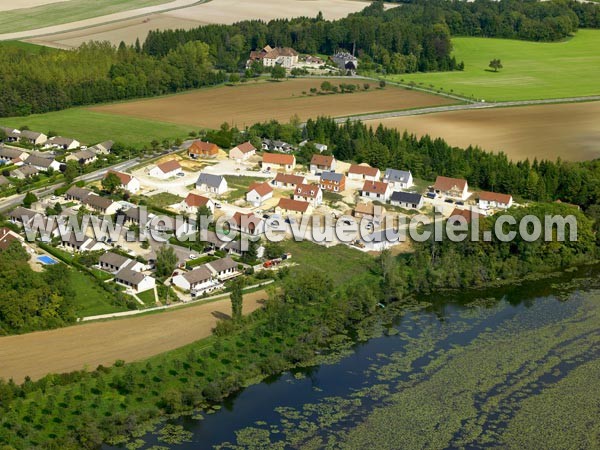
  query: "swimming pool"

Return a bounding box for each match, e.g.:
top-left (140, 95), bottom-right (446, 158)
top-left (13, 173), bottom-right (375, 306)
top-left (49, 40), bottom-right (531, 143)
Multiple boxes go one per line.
top-left (37, 255), bottom-right (58, 265)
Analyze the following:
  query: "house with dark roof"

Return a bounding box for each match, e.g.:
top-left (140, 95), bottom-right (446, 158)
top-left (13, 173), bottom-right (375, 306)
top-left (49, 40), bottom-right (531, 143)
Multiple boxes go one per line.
top-left (24, 154), bottom-right (61, 172)
top-left (99, 251), bottom-right (145, 273)
top-left (319, 171), bottom-right (345, 193)
top-left (66, 149), bottom-right (97, 165)
top-left (89, 140), bottom-right (113, 155)
top-left (10, 165), bottom-right (39, 179)
top-left (383, 169), bottom-right (414, 190)
top-left (65, 186), bottom-right (93, 202)
top-left (19, 130), bottom-right (47, 146)
top-left (196, 173), bottom-right (228, 195)
top-left (114, 267), bottom-right (155, 293)
top-left (0, 127), bottom-right (20, 142)
top-left (82, 194), bottom-right (119, 215)
top-left (9, 206), bottom-right (37, 226)
top-left (390, 191), bottom-right (424, 210)
top-left (45, 136), bottom-right (80, 150)
top-left (0, 146), bottom-right (28, 163)
top-left (172, 265), bottom-right (221, 296)
top-left (61, 234), bottom-right (103, 253)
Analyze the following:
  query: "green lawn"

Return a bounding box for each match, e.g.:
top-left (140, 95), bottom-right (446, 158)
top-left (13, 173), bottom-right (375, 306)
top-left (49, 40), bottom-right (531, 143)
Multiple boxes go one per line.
top-left (69, 268), bottom-right (128, 317)
top-left (136, 289), bottom-right (158, 307)
top-left (224, 175), bottom-right (266, 200)
top-left (0, 0), bottom-right (171, 33)
top-left (146, 192), bottom-right (185, 208)
top-left (388, 29), bottom-right (600, 102)
top-left (1, 109), bottom-right (192, 147)
top-left (281, 240), bottom-right (373, 286)
top-left (0, 40), bottom-right (54, 53)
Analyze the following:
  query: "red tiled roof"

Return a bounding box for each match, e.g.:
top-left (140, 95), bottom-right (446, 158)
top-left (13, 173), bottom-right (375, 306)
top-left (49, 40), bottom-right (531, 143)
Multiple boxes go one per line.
top-left (107, 170), bottom-right (132, 185)
top-left (295, 183), bottom-right (320, 199)
top-left (157, 159), bottom-right (181, 173)
top-left (361, 180), bottom-right (389, 195)
top-left (184, 193), bottom-right (211, 208)
top-left (311, 154), bottom-right (334, 167)
top-left (262, 153), bottom-right (295, 165)
top-left (0, 227), bottom-right (19, 251)
top-left (348, 164), bottom-right (379, 177)
top-left (248, 182), bottom-right (273, 197)
top-left (449, 208), bottom-right (480, 224)
top-left (274, 173), bottom-right (304, 185)
top-left (189, 141), bottom-right (219, 155)
top-left (231, 212), bottom-right (262, 231)
top-left (277, 198), bottom-right (310, 213)
top-left (478, 191), bottom-right (512, 204)
top-left (433, 176), bottom-right (467, 192)
top-left (233, 141), bottom-right (256, 154)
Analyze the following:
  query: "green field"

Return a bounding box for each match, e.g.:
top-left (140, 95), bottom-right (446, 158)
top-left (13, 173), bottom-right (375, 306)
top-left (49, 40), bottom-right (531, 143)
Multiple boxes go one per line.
top-left (69, 269), bottom-right (128, 317)
top-left (389, 29), bottom-right (600, 102)
top-left (1, 109), bottom-right (192, 147)
top-left (0, 0), bottom-right (171, 33)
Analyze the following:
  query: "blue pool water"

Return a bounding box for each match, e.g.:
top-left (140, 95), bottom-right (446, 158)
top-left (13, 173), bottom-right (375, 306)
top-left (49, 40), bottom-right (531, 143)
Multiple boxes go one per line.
top-left (37, 255), bottom-right (57, 265)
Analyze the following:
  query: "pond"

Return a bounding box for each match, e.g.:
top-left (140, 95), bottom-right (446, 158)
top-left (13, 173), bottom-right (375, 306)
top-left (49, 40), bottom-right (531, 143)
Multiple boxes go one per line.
top-left (116, 265), bottom-right (600, 449)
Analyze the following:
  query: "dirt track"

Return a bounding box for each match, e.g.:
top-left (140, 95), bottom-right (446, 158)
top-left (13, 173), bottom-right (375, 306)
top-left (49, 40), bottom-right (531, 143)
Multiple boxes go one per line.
top-left (0, 291), bottom-right (266, 383)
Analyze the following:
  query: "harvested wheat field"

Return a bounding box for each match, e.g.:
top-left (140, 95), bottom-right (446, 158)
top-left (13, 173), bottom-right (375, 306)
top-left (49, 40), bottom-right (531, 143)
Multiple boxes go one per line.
top-left (0, 291), bottom-right (266, 382)
top-left (26, 0), bottom-right (376, 47)
top-left (90, 79), bottom-right (455, 129)
top-left (367, 101), bottom-right (600, 162)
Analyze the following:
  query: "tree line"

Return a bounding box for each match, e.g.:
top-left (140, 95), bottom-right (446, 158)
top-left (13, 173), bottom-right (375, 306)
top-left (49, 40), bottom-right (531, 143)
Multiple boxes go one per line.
top-left (3, 0), bottom-right (599, 117)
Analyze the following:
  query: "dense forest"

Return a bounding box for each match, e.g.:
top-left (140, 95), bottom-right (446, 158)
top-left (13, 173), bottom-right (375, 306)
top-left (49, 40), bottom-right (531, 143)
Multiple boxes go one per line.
top-left (0, 200), bottom-right (597, 449)
top-left (1, 0), bottom-right (599, 117)
top-left (0, 241), bottom-right (75, 334)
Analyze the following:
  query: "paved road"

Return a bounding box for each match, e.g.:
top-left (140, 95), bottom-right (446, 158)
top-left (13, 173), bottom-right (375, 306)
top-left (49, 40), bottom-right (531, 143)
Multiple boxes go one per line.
top-left (333, 95), bottom-right (600, 123)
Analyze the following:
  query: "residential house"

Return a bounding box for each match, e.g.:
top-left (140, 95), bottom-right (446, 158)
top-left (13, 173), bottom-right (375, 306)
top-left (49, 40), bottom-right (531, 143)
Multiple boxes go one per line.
top-left (360, 180), bottom-right (392, 202)
top-left (478, 191), bottom-right (513, 210)
top-left (0, 127), bottom-right (20, 142)
top-left (276, 198), bottom-right (312, 216)
top-left (332, 52), bottom-right (358, 74)
top-left (229, 141), bottom-right (256, 161)
top-left (261, 153), bottom-right (296, 172)
top-left (262, 139), bottom-right (294, 153)
top-left (299, 141), bottom-right (328, 153)
top-left (106, 170), bottom-right (140, 193)
top-left (449, 207), bottom-right (481, 225)
top-left (294, 183), bottom-right (323, 207)
top-left (319, 171), bottom-right (345, 193)
top-left (196, 173), bottom-right (228, 195)
top-left (347, 164), bottom-right (380, 182)
top-left (188, 140), bottom-right (219, 158)
top-left (310, 154), bottom-right (336, 174)
top-left (354, 202), bottom-right (387, 224)
top-left (82, 194), bottom-right (120, 215)
top-left (246, 182), bottom-right (273, 206)
top-left (181, 193), bottom-right (214, 214)
top-left (383, 169), bottom-right (414, 190)
top-left (24, 154), bottom-right (62, 172)
top-left (120, 206), bottom-right (148, 226)
top-left (206, 257), bottom-right (239, 281)
top-left (61, 234), bottom-right (103, 253)
top-left (89, 141), bottom-right (113, 155)
top-left (9, 207), bottom-right (37, 226)
top-left (148, 159), bottom-right (182, 179)
top-left (66, 149), bottom-right (97, 165)
top-left (114, 268), bottom-right (155, 293)
top-left (45, 136), bottom-right (80, 150)
top-left (65, 186), bottom-right (93, 202)
top-left (390, 191), bottom-right (424, 210)
top-left (271, 172), bottom-right (305, 189)
top-left (231, 212), bottom-right (264, 235)
top-left (172, 265), bottom-right (220, 295)
top-left (0, 227), bottom-right (21, 251)
top-left (432, 176), bottom-right (470, 201)
top-left (10, 166), bottom-right (39, 179)
top-left (99, 252), bottom-right (145, 273)
top-left (248, 45), bottom-right (299, 68)
top-left (19, 130), bottom-right (47, 146)
top-left (0, 146), bottom-right (28, 164)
